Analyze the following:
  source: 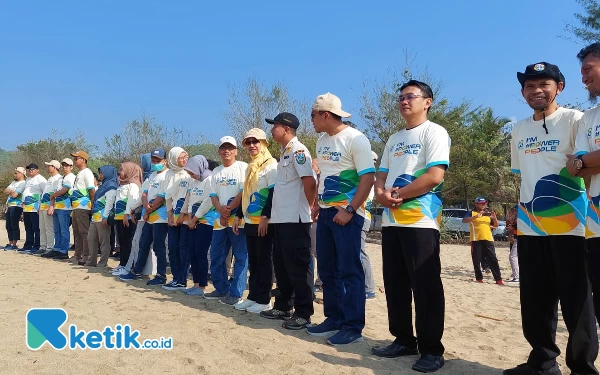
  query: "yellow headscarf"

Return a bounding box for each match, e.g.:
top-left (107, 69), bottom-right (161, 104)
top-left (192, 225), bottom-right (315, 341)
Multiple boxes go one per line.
top-left (242, 135), bottom-right (276, 215)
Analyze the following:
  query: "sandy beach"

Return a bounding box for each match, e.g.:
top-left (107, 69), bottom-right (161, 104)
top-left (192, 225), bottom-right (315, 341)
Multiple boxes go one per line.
top-left (0, 219), bottom-right (595, 375)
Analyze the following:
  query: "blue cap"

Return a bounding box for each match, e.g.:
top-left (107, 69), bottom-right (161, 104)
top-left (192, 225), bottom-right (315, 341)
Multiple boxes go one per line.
top-left (150, 148), bottom-right (166, 159)
top-left (474, 197), bottom-right (487, 204)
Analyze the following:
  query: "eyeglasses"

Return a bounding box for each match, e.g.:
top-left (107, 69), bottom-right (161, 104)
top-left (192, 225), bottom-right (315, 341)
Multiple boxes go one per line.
top-left (73, 156), bottom-right (83, 161)
top-left (398, 94), bottom-right (425, 103)
top-left (244, 139), bottom-right (260, 146)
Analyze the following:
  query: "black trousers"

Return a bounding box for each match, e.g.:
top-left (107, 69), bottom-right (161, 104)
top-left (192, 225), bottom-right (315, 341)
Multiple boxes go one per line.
top-left (272, 223), bottom-right (314, 319)
top-left (5, 206), bottom-right (22, 241)
top-left (471, 240), bottom-right (502, 281)
top-left (518, 235), bottom-right (598, 374)
top-left (23, 212), bottom-right (40, 249)
top-left (117, 220), bottom-right (136, 267)
top-left (587, 238), bottom-right (600, 333)
top-left (381, 226), bottom-right (445, 356)
top-left (245, 224), bottom-right (274, 305)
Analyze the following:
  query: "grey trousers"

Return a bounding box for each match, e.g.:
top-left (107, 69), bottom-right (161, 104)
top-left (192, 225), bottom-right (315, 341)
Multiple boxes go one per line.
top-left (361, 229), bottom-right (375, 293)
top-left (509, 238), bottom-right (519, 279)
top-left (87, 221), bottom-right (111, 267)
top-left (38, 210), bottom-right (55, 250)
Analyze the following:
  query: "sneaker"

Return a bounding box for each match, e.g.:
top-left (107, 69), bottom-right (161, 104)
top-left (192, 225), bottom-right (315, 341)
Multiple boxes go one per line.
top-left (282, 315), bottom-right (310, 330)
top-left (16, 248), bottom-right (29, 253)
top-left (162, 282), bottom-right (187, 291)
top-left (372, 342), bottom-right (419, 358)
top-left (366, 291), bottom-right (376, 299)
top-left (246, 302), bottom-right (272, 314)
top-left (3, 244), bottom-right (16, 251)
top-left (41, 250), bottom-right (63, 258)
top-left (503, 362), bottom-right (561, 375)
top-left (234, 299), bottom-right (256, 311)
top-left (183, 287), bottom-right (205, 296)
top-left (111, 265), bottom-right (124, 273)
top-left (507, 278), bottom-right (520, 284)
top-left (326, 330), bottom-right (364, 346)
top-left (113, 268), bottom-right (130, 276)
top-left (203, 290), bottom-right (227, 300)
top-left (147, 275), bottom-right (167, 285)
top-left (32, 248), bottom-right (47, 256)
top-left (496, 280), bottom-right (505, 286)
top-left (412, 354), bottom-right (445, 373)
top-left (260, 308), bottom-right (293, 320)
top-left (220, 295), bottom-right (242, 306)
top-left (163, 280), bottom-right (176, 288)
top-left (119, 271), bottom-right (142, 281)
top-left (1, 244), bottom-right (10, 250)
top-left (26, 248), bottom-right (39, 255)
top-left (306, 319), bottom-right (340, 337)
top-left (52, 252), bottom-right (69, 260)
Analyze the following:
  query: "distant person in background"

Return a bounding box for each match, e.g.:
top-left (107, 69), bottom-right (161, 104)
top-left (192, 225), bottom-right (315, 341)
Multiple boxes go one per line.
top-left (35, 160), bottom-right (62, 256)
top-left (86, 165), bottom-right (118, 268)
top-left (462, 197), bottom-right (503, 285)
top-left (3, 167), bottom-right (27, 250)
top-left (70, 151), bottom-right (95, 265)
top-left (505, 205), bottom-right (519, 284)
top-left (19, 163), bottom-right (47, 253)
top-left (44, 158), bottom-right (75, 259)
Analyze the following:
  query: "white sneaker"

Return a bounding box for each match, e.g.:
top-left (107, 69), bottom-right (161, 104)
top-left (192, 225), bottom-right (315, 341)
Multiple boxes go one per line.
top-left (234, 299), bottom-right (256, 311)
top-left (111, 265), bottom-right (123, 272)
top-left (113, 268), bottom-right (129, 276)
top-left (246, 302), bottom-right (272, 314)
top-left (507, 278), bottom-right (520, 284)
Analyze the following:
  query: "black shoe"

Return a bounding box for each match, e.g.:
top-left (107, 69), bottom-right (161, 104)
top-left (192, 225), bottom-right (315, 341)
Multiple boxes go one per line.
top-left (412, 354), bottom-right (445, 373)
top-left (282, 315), bottom-right (310, 330)
top-left (372, 342), bottom-right (419, 358)
top-left (503, 363), bottom-right (561, 375)
top-left (260, 309), bottom-right (292, 320)
top-left (41, 250), bottom-right (62, 258)
top-left (52, 252), bottom-right (69, 260)
top-left (77, 261), bottom-right (86, 266)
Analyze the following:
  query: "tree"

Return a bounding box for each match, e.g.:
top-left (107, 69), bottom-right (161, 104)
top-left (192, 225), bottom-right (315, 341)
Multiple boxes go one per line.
top-left (564, 0), bottom-right (600, 44)
top-left (224, 77), bottom-right (318, 159)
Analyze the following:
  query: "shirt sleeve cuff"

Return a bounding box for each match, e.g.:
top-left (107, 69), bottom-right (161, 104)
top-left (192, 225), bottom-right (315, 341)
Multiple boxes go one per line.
top-left (378, 168), bottom-right (389, 173)
top-left (575, 151), bottom-right (589, 156)
top-left (426, 161), bottom-right (449, 169)
top-left (357, 167), bottom-right (376, 176)
top-left (511, 168), bottom-right (521, 174)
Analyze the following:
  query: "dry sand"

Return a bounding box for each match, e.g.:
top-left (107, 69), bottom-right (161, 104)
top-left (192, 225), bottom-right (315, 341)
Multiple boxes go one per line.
top-left (0, 219), bottom-right (596, 375)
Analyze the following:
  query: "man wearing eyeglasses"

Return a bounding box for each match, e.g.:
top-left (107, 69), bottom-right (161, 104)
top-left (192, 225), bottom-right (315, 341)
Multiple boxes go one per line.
top-left (69, 150), bottom-right (95, 265)
top-left (307, 93), bottom-right (375, 346)
top-left (18, 163), bottom-right (47, 253)
top-left (372, 80), bottom-right (449, 373)
top-left (504, 62), bottom-right (597, 375)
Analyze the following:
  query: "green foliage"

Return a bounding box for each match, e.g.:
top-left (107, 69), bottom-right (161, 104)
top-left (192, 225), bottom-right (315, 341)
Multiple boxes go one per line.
top-left (565, 0), bottom-right (600, 44)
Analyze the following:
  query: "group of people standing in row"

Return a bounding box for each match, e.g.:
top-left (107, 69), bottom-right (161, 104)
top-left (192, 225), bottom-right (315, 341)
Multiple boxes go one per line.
top-left (7, 42), bottom-right (600, 374)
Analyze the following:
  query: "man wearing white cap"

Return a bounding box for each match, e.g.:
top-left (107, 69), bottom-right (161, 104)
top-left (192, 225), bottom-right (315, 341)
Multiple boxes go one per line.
top-left (203, 136), bottom-right (249, 306)
top-left (19, 163), bottom-right (47, 253)
top-left (2, 167), bottom-right (27, 250)
top-left (43, 158), bottom-right (75, 259)
top-left (307, 93), bottom-right (376, 346)
top-left (34, 160), bottom-right (63, 256)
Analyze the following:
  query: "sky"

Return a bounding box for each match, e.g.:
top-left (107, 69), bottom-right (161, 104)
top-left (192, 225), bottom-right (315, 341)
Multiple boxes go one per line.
top-left (0, 0), bottom-right (591, 151)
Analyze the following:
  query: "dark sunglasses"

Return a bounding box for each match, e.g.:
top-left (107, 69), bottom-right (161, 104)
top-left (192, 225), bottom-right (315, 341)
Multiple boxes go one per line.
top-left (244, 139), bottom-right (260, 146)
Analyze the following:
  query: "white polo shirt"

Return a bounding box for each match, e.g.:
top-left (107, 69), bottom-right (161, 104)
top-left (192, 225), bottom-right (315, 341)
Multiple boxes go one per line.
top-left (574, 106), bottom-right (600, 238)
top-left (189, 178), bottom-right (219, 226)
top-left (511, 107), bottom-right (585, 237)
top-left (271, 137), bottom-right (315, 224)
top-left (55, 173), bottom-right (76, 210)
top-left (40, 174), bottom-right (62, 211)
top-left (208, 160), bottom-right (248, 230)
top-left (379, 121), bottom-right (451, 230)
top-left (142, 170), bottom-right (170, 224)
top-left (5, 180), bottom-right (26, 207)
top-left (71, 168), bottom-right (95, 210)
top-left (23, 174), bottom-right (47, 212)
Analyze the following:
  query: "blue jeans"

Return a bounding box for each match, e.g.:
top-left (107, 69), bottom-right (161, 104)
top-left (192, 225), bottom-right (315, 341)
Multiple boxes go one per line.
top-left (317, 208), bottom-right (365, 333)
top-left (168, 225), bottom-right (190, 284)
top-left (53, 210), bottom-right (71, 253)
top-left (134, 223), bottom-right (168, 277)
top-left (210, 227), bottom-right (248, 298)
top-left (189, 223), bottom-right (213, 287)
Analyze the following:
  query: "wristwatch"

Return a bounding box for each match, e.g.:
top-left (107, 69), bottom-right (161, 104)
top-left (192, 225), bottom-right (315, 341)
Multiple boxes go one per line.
top-left (574, 155), bottom-right (585, 170)
top-left (345, 205), bottom-right (356, 215)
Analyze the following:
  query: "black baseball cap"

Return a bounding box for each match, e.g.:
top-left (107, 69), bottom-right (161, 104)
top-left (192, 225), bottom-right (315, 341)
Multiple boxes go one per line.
top-left (26, 163), bottom-right (39, 170)
top-left (517, 62), bottom-right (566, 88)
top-left (265, 112), bottom-right (300, 129)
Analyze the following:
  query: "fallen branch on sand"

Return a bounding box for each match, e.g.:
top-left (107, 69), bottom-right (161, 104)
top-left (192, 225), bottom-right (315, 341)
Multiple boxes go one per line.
top-left (474, 314), bottom-right (504, 322)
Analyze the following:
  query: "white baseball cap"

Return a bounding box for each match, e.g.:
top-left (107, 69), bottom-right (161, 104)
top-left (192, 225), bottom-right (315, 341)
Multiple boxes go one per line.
top-left (312, 92), bottom-right (351, 118)
top-left (44, 160), bottom-right (61, 169)
top-left (61, 158), bottom-right (74, 166)
top-left (218, 136), bottom-right (237, 148)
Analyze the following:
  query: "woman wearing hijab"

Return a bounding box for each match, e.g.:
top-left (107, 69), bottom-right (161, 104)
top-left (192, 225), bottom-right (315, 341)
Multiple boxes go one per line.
top-left (184, 156), bottom-right (219, 296)
top-left (232, 128), bottom-right (278, 313)
top-left (163, 147), bottom-right (191, 290)
top-left (86, 165), bottom-right (118, 267)
top-left (3, 167), bottom-right (27, 250)
top-left (111, 162), bottom-right (143, 276)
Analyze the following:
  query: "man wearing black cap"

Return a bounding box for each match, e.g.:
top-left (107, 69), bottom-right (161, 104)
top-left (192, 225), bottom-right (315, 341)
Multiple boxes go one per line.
top-left (260, 112), bottom-right (317, 330)
top-left (18, 164), bottom-right (47, 253)
top-left (505, 63), bottom-right (598, 375)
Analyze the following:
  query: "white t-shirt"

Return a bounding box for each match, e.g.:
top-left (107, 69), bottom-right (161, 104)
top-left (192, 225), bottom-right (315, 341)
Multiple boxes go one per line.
top-left (142, 170), bottom-right (169, 224)
top-left (363, 187), bottom-right (375, 231)
top-left (92, 190), bottom-right (117, 223)
top-left (244, 161), bottom-right (277, 225)
top-left (574, 106), bottom-right (600, 238)
top-left (189, 178), bottom-right (218, 226)
top-left (115, 183), bottom-right (140, 221)
top-left (5, 180), bottom-right (26, 207)
top-left (23, 174), bottom-right (47, 212)
top-left (40, 174), bottom-right (62, 211)
top-left (379, 121), bottom-right (451, 230)
top-left (511, 107), bottom-right (585, 237)
top-left (271, 137), bottom-right (315, 224)
top-left (208, 161), bottom-right (248, 230)
top-left (55, 173), bottom-right (76, 210)
top-left (317, 127), bottom-right (375, 218)
top-left (71, 168), bottom-right (95, 210)
top-left (166, 170), bottom-right (191, 223)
